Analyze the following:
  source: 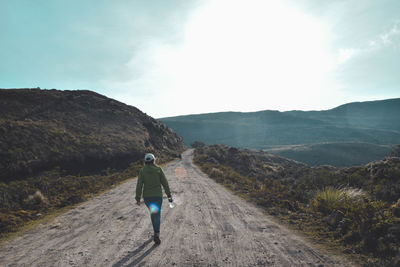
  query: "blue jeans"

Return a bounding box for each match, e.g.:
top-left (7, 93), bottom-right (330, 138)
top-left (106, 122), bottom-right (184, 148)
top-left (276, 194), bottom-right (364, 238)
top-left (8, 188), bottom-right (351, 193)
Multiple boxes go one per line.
top-left (144, 197), bottom-right (163, 233)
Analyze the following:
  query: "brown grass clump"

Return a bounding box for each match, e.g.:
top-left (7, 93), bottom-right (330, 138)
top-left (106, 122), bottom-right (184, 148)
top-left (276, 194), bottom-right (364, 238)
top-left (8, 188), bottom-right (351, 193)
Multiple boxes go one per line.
top-left (26, 191), bottom-right (49, 205)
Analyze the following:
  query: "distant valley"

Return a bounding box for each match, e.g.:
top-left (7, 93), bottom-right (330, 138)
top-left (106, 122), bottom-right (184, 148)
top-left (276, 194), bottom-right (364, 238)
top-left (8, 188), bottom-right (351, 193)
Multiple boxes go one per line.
top-left (160, 98), bottom-right (400, 166)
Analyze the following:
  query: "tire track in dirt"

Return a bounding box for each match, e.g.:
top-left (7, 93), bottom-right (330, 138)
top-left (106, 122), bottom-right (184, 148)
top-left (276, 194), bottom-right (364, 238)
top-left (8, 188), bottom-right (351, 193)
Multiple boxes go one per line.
top-left (0, 149), bottom-right (355, 266)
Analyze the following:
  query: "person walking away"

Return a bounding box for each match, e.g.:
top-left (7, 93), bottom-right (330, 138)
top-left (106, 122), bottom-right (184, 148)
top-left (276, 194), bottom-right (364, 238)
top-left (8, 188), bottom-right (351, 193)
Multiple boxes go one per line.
top-left (135, 153), bottom-right (173, 245)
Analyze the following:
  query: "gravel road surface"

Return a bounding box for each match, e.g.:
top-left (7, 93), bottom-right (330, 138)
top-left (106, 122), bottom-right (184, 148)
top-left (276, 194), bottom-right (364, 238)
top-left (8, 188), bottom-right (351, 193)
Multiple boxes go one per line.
top-left (0, 149), bottom-right (354, 266)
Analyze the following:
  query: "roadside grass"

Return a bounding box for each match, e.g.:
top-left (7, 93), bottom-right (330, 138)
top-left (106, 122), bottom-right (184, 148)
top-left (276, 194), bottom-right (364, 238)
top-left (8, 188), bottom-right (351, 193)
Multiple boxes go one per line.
top-left (0, 203), bottom-right (82, 244)
top-left (0, 159), bottom-right (176, 245)
top-left (309, 187), bottom-right (366, 215)
top-left (193, 145), bottom-right (400, 267)
top-left (0, 171), bottom-right (138, 245)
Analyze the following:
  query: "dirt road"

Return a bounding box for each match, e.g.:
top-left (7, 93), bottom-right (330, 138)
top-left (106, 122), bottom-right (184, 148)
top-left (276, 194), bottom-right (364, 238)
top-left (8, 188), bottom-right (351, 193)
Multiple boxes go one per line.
top-left (0, 149), bottom-right (353, 266)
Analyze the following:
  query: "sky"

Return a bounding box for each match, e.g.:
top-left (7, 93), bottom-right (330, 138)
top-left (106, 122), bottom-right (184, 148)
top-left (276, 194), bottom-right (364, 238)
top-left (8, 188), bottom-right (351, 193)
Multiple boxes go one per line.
top-left (0, 0), bottom-right (399, 118)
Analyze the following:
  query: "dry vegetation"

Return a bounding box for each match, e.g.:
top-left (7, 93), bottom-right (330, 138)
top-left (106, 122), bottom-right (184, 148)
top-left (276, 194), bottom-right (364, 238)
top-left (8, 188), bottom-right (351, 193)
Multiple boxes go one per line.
top-left (0, 89), bottom-right (185, 181)
top-left (0, 162), bottom-right (142, 236)
top-left (194, 144), bottom-right (400, 266)
top-left (0, 88), bottom-right (185, 237)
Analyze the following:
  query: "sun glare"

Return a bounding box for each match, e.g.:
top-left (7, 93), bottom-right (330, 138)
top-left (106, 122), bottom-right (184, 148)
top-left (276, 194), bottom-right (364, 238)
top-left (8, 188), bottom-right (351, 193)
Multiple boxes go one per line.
top-left (148, 0), bottom-right (337, 116)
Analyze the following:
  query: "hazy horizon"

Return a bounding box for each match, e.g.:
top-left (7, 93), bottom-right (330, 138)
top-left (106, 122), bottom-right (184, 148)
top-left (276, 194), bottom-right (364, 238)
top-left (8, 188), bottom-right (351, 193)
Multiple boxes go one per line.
top-left (156, 96), bottom-right (400, 119)
top-left (1, 0), bottom-right (399, 118)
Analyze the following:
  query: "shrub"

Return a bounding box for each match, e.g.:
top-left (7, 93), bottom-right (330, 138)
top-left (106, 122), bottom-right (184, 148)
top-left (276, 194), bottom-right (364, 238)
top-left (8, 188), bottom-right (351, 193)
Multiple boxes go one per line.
top-left (311, 187), bottom-right (344, 215)
top-left (191, 141), bottom-right (205, 148)
top-left (310, 187), bottom-right (396, 256)
top-left (23, 190), bottom-right (49, 210)
top-left (310, 187), bottom-right (368, 215)
top-left (390, 144), bottom-right (400, 157)
top-left (391, 198), bottom-right (400, 217)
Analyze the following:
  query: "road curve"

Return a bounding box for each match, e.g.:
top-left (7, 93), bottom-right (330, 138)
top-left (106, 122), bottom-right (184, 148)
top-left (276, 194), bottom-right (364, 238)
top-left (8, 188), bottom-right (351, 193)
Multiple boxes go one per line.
top-left (0, 149), bottom-right (354, 266)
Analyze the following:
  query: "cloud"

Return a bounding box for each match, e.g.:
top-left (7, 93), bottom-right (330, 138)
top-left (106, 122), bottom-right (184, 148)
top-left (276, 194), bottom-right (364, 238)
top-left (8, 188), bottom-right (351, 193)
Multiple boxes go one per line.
top-left (98, 1), bottom-right (200, 103)
top-left (337, 48), bottom-right (357, 64)
top-left (370, 21), bottom-right (400, 48)
top-left (336, 21), bottom-right (400, 66)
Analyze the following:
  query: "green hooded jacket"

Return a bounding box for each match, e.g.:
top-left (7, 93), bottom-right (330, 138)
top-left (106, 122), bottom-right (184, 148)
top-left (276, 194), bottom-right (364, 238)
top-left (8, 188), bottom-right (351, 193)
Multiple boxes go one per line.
top-left (135, 164), bottom-right (171, 201)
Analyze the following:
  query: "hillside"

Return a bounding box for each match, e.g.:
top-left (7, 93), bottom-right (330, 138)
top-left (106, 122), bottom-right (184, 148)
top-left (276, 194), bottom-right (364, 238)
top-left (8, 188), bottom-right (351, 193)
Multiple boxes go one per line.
top-left (0, 88), bottom-right (185, 235)
top-left (0, 88), bottom-right (185, 181)
top-left (193, 144), bottom-right (400, 266)
top-left (265, 142), bottom-right (394, 167)
top-left (160, 98), bottom-right (400, 166)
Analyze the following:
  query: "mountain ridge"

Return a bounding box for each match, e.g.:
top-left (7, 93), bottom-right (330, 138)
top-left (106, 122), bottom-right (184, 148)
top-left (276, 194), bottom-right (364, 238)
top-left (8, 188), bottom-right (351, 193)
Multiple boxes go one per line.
top-left (159, 97), bottom-right (400, 119)
top-left (160, 98), bottom-right (400, 166)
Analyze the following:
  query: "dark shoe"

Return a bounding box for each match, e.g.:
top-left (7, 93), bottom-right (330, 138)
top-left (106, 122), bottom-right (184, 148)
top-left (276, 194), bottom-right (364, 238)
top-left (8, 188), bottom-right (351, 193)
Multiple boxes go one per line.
top-left (154, 232), bottom-right (161, 245)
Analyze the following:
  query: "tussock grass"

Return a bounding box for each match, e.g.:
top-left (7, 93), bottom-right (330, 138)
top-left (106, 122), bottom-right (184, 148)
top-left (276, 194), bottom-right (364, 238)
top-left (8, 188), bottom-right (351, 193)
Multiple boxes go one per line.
top-left (310, 187), bottom-right (367, 215)
top-left (194, 144), bottom-right (400, 266)
top-left (315, 187), bottom-right (344, 204)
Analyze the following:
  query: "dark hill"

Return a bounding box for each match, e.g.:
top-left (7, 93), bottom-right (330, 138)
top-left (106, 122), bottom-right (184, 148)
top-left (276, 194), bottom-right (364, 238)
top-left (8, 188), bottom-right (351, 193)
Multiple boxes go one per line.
top-left (265, 142), bottom-right (394, 167)
top-left (160, 98), bottom-right (400, 166)
top-left (286, 98), bottom-right (400, 131)
top-left (0, 88), bottom-right (185, 181)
